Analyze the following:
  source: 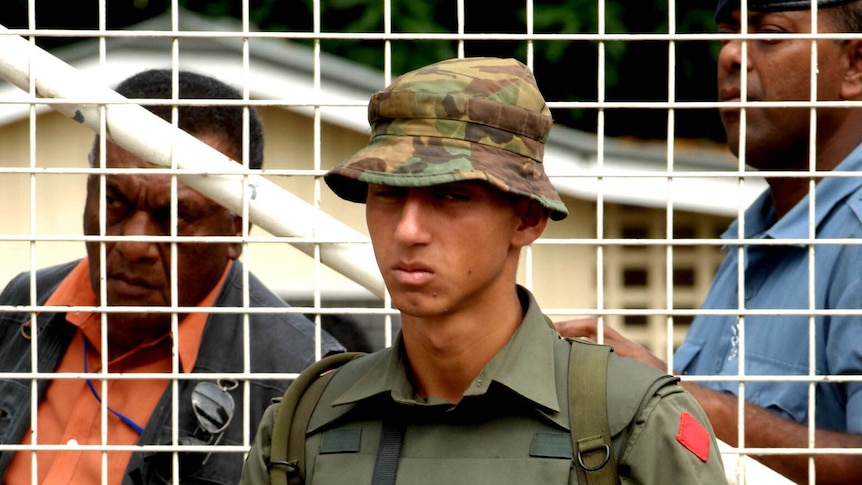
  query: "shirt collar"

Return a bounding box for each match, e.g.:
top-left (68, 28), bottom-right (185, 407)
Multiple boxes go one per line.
top-left (331, 286), bottom-right (561, 413)
top-left (723, 143), bottom-right (862, 242)
top-left (45, 258), bottom-right (232, 373)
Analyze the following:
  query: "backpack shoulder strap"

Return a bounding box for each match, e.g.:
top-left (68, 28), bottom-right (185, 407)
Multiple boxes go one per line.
top-left (268, 351), bottom-right (365, 485)
top-left (567, 339), bottom-right (620, 485)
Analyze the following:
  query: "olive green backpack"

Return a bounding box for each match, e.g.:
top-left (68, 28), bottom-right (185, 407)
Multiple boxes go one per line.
top-left (266, 341), bottom-right (673, 485)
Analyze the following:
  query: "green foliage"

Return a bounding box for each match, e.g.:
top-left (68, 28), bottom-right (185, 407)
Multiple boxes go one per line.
top-left (0, 0), bottom-right (725, 141)
top-left (233, 0), bottom-right (722, 140)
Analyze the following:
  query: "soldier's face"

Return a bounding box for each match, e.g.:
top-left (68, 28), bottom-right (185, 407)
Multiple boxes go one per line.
top-left (365, 181), bottom-right (524, 319)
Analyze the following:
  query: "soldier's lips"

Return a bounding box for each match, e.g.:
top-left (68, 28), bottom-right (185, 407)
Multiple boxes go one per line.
top-left (390, 267), bottom-right (434, 286)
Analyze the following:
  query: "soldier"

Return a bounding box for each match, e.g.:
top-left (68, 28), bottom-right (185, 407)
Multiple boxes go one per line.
top-left (241, 57), bottom-right (727, 484)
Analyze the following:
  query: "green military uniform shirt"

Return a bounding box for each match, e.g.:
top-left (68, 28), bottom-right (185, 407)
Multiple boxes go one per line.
top-left (242, 287), bottom-right (727, 484)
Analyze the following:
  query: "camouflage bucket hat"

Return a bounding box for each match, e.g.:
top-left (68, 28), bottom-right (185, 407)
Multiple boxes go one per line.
top-left (324, 57), bottom-right (568, 221)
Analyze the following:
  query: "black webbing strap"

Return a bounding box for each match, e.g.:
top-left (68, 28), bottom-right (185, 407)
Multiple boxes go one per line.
top-left (568, 342), bottom-right (620, 485)
top-left (371, 420), bottom-right (405, 485)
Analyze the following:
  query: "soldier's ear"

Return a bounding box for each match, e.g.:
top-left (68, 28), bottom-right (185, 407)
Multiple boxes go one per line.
top-left (511, 199), bottom-right (548, 248)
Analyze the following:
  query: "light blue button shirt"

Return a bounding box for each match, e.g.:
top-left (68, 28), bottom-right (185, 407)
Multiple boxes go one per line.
top-left (674, 144), bottom-right (862, 433)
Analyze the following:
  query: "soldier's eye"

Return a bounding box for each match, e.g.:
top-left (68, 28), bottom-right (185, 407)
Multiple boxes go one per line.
top-left (437, 191), bottom-right (470, 201)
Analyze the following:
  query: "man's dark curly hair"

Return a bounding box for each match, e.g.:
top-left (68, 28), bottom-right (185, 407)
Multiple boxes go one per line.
top-left (92, 69), bottom-right (264, 169)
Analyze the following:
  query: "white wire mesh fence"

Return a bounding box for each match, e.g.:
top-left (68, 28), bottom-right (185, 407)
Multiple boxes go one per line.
top-left (0, 1), bottom-right (859, 484)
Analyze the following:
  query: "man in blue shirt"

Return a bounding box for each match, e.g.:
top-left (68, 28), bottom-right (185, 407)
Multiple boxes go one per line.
top-left (558, 0), bottom-right (862, 483)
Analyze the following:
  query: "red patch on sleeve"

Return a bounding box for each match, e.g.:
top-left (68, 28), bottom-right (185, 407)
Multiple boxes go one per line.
top-left (676, 412), bottom-right (710, 462)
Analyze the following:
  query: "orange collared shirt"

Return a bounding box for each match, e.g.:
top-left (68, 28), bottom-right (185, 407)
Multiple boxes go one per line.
top-left (5, 258), bottom-right (232, 485)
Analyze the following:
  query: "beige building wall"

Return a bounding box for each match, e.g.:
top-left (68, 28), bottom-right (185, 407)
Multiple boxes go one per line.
top-left (1, 111), bottom-right (92, 279)
top-left (0, 107), bottom-right (732, 356)
top-left (525, 198), bottom-right (731, 359)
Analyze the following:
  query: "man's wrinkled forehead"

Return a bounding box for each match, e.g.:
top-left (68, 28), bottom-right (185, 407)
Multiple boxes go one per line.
top-left (716, 0), bottom-right (855, 21)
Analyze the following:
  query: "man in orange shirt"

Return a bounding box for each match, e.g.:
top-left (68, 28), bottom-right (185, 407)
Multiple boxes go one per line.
top-left (0, 69), bottom-right (344, 484)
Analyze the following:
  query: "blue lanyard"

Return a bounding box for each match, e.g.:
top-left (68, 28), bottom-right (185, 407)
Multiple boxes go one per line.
top-left (82, 338), bottom-right (145, 435)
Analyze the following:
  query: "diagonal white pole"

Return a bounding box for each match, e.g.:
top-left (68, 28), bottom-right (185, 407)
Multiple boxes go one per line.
top-left (0, 25), bottom-right (385, 299)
